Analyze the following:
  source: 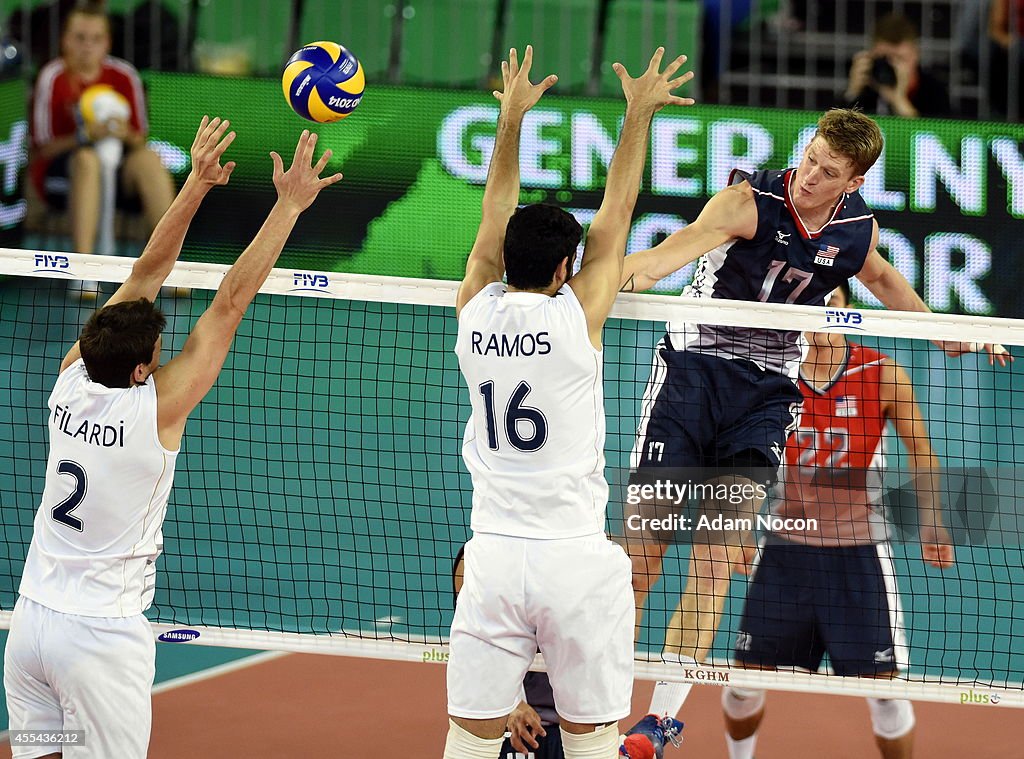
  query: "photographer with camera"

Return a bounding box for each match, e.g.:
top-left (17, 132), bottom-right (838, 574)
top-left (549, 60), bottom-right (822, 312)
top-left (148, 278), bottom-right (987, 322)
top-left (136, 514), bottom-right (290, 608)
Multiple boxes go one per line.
top-left (842, 12), bottom-right (952, 119)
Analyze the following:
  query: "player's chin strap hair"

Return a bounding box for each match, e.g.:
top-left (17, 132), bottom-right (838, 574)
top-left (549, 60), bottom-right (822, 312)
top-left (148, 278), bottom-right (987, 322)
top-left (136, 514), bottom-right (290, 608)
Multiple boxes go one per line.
top-left (442, 719), bottom-right (503, 759)
top-left (866, 698), bottom-right (915, 740)
top-left (560, 723), bottom-right (619, 758)
top-left (722, 686), bottom-right (767, 720)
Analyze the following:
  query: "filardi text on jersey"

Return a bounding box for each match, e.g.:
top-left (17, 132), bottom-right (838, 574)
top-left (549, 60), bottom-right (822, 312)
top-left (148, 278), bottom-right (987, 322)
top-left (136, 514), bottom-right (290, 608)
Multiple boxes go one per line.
top-left (51, 404), bottom-right (125, 448)
top-left (470, 330), bottom-right (552, 357)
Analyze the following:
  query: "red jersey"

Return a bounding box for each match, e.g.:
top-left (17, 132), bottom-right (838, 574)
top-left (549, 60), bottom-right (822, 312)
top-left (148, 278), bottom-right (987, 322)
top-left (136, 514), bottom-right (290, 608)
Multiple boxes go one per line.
top-left (30, 56), bottom-right (147, 196)
top-left (772, 342), bottom-right (890, 546)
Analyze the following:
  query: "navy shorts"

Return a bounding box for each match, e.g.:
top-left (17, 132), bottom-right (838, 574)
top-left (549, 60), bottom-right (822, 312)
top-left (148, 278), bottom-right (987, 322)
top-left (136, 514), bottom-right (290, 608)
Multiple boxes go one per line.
top-left (734, 537), bottom-right (908, 676)
top-left (630, 341), bottom-right (802, 481)
top-left (499, 727), bottom-right (563, 759)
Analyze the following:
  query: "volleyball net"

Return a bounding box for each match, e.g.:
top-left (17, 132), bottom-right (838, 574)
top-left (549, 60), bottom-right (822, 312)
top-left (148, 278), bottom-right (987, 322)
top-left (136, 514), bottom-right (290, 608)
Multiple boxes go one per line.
top-left (0, 248), bottom-right (1021, 707)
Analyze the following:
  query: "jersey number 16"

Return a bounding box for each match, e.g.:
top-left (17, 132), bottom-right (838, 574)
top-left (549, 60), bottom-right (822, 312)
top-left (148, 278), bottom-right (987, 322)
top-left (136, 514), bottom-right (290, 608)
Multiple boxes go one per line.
top-left (478, 380), bottom-right (548, 452)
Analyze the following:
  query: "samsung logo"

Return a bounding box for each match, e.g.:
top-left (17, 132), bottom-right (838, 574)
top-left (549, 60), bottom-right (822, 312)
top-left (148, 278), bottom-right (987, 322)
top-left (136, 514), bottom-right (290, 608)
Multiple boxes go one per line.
top-left (158, 629), bottom-right (201, 643)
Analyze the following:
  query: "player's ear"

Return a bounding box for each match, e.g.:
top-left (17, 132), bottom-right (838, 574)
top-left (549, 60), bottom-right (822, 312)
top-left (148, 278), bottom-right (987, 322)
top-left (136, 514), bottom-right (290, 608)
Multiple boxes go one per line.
top-left (558, 255), bottom-right (571, 283)
top-left (131, 362), bottom-right (148, 385)
top-left (845, 174), bottom-right (866, 194)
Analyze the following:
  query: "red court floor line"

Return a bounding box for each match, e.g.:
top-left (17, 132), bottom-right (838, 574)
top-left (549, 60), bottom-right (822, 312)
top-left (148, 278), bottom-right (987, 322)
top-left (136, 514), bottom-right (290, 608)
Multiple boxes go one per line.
top-left (0, 654), bottom-right (1018, 757)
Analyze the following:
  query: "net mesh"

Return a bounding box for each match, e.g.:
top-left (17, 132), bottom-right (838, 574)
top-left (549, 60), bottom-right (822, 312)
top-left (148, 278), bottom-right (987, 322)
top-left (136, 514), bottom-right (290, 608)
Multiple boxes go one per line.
top-left (1, 249), bottom-right (1022, 705)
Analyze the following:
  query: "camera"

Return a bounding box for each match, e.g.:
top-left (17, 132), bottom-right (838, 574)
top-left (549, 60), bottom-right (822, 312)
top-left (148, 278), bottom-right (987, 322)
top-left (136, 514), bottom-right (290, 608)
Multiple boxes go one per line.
top-left (870, 57), bottom-right (897, 87)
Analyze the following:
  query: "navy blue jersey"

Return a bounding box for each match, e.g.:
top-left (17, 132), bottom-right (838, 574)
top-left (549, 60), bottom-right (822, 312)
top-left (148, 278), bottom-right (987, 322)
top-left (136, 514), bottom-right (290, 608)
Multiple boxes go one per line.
top-left (668, 168), bottom-right (875, 376)
top-left (524, 671), bottom-right (558, 725)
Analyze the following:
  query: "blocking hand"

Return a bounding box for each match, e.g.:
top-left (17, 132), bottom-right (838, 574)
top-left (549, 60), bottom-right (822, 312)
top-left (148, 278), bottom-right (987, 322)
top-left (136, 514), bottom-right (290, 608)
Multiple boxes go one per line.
top-left (612, 47), bottom-right (695, 113)
top-left (270, 130), bottom-right (344, 214)
top-left (189, 115), bottom-right (236, 187)
top-left (492, 45), bottom-right (558, 117)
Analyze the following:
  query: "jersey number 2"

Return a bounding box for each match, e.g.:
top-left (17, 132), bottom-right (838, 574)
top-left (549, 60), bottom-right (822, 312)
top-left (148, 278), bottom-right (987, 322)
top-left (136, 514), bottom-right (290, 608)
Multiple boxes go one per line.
top-left (52, 460), bottom-right (87, 531)
top-left (479, 380), bottom-right (548, 452)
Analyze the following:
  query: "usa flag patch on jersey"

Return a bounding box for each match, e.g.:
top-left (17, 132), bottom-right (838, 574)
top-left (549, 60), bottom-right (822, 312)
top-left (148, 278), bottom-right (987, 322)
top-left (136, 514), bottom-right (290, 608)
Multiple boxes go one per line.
top-left (814, 245), bottom-right (840, 266)
top-left (835, 395), bottom-right (858, 416)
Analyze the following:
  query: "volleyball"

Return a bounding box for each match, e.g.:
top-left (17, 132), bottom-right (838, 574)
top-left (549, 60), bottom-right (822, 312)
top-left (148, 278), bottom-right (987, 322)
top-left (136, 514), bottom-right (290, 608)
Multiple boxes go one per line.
top-left (79, 84), bottom-right (131, 129)
top-left (282, 41), bottom-right (364, 123)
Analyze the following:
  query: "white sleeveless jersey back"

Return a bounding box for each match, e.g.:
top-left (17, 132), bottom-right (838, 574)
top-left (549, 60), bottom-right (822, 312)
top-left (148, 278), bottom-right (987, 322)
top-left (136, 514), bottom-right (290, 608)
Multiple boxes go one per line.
top-left (454, 283), bottom-right (606, 539)
top-left (19, 359), bottom-right (178, 617)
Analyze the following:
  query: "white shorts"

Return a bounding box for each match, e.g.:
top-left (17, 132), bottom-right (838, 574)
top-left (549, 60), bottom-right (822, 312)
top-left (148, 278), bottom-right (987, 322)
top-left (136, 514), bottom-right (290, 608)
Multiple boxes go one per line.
top-left (4, 596), bottom-right (156, 759)
top-left (447, 533), bottom-right (634, 723)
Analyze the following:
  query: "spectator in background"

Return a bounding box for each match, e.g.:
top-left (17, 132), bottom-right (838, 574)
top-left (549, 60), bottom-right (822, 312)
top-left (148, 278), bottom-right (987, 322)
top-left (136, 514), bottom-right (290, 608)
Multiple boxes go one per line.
top-left (842, 12), bottom-right (952, 118)
top-left (30, 2), bottom-right (174, 298)
top-left (988, 0), bottom-right (1024, 119)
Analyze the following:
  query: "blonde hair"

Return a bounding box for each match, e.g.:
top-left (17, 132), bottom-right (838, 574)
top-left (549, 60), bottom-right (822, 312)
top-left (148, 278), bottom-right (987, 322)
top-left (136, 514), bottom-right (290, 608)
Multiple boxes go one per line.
top-left (814, 109), bottom-right (884, 176)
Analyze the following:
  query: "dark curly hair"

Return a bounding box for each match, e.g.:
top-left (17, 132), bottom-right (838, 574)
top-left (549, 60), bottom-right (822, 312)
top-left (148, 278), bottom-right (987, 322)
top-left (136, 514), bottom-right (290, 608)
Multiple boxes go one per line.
top-left (503, 204), bottom-right (583, 290)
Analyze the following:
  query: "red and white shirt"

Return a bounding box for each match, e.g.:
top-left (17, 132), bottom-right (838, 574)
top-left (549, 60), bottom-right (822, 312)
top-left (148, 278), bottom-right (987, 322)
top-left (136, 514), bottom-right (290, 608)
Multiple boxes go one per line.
top-left (772, 343), bottom-right (891, 546)
top-left (30, 55), bottom-right (147, 194)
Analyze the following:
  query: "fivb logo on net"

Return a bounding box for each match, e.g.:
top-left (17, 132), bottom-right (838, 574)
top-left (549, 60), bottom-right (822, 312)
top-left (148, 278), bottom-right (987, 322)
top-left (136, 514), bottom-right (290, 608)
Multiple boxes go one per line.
top-left (822, 309), bottom-right (865, 330)
top-left (33, 253), bottom-right (73, 275)
top-left (291, 270), bottom-right (330, 294)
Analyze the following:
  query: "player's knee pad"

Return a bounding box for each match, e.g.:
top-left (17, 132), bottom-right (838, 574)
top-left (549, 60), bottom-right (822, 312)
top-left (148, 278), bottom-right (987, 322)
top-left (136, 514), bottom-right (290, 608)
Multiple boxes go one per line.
top-left (442, 719), bottom-right (503, 759)
top-left (722, 686), bottom-right (766, 720)
top-left (866, 698), bottom-right (915, 740)
top-left (560, 722), bottom-right (619, 758)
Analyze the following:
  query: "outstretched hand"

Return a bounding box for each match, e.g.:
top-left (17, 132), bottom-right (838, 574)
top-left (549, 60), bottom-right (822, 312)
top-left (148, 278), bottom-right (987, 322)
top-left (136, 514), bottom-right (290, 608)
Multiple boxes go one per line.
top-left (493, 45), bottom-right (558, 117)
top-left (612, 47), bottom-right (695, 113)
top-left (937, 340), bottom-right (1013, 367)
top-left (189, 115), bottom-right (236, 187)
top-left (270, 130), bottom-right (344, 215)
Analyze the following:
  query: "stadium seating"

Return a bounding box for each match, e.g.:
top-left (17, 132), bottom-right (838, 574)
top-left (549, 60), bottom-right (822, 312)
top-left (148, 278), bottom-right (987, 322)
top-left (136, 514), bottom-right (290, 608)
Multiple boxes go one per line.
top-left (194, 0), bottom-right (293, 76)
top-left (599, 0), bottom-right (702, 97)
top-left (299, 0), bottom-right (396, 81)
top-left (398, 0), bottom-right (500, 88)
top-left (500, 0), bottom-right (601, 94)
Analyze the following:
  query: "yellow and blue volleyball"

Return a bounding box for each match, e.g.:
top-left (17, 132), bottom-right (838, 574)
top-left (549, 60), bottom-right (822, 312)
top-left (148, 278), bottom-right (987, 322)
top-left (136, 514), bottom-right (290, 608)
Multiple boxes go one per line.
top-left (282, 41), bottom-right (364, 123)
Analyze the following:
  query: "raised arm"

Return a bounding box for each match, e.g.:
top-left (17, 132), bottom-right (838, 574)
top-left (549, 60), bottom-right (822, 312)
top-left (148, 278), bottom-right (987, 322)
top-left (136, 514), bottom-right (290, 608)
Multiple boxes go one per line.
top-left (880, 359), bottom-right (953, 569)
top-left (455, 45), bottom-right (557, 316)
top-left (569, 48), bottom-right (694, 345)
top-left (857, 222), bottom-right (1011, 366)
top-left (153, 130), bottom-right (342, 449)
top-left (856, 223), bottom-right (929, 313)
top-left (619, 181), bottom-right (756, 293)
top-left (59, 116), bottom-right (236, 373)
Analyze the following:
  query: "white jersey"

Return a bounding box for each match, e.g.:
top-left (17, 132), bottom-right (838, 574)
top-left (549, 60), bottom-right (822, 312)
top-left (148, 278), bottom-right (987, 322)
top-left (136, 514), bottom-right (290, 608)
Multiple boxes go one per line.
top-left (19, 359), bottom-right (178, 617)
top-left (454, 282), bottom-right (607, 539)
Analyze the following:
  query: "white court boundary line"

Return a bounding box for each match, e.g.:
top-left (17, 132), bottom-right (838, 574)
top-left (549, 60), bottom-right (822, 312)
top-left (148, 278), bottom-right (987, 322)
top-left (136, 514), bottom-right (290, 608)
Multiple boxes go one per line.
top-left (0, 613), bottom-right (1017, 708)
top-left (150, 649), bottom-right (289, 695)
top-left (4, 248), bottom-right (1024, 345)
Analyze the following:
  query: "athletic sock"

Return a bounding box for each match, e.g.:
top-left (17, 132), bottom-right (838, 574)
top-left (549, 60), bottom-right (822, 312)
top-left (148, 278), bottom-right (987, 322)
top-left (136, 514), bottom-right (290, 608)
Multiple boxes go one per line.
top-left (648, 653), bottom-right (697, 717)
top-left (726, 733), bottom-right (757, 759)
